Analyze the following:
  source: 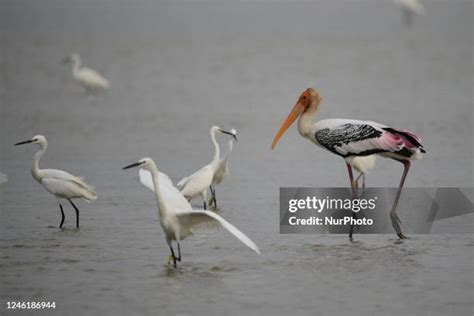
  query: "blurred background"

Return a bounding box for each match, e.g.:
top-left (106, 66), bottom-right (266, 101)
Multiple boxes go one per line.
top-left (1, 1), bottom-right (472, 315)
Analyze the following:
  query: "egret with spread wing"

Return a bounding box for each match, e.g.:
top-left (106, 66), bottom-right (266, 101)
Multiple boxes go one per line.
top-left (15, 135), bottom-right (97, 228)
top-left (271, 88), bottom-right (425, 239)
top-left (124, 158), bottom-right (260, 268)
top-left (177, 126), bottom-right (237, 210)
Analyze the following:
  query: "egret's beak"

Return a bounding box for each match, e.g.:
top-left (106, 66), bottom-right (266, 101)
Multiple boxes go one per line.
top-left (221, 130), bottom-right (238, 142)
top-left (61, 57), bottom-right (71, 64)
top-left (122, 162), bottom-right (142, 170)
top-left (271, 101), bottom-right (305, 150)
top-left (14, 139), bottom-right (34, 146)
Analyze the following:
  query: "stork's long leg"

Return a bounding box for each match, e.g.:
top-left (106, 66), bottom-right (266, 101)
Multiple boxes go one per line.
top-left (68, 200), bottom-right (80, 228)
top-left (390, 160), bottom-right (411, 239)
top-left (59, 203), bottom-right (65, 229)
top-left (346, 163), bottom-right (357, 239)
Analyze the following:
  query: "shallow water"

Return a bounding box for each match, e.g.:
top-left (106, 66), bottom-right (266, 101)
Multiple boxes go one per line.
top-left (1, 0), bottom-right (473, 315)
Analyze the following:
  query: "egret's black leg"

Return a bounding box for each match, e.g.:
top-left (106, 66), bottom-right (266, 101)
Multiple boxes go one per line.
top-left (355, 172), bottom-right (363, 189)
top-left (208, 186), bottom-right (215, 208)
top-left (68, 200), bottom-right (80, 228)
top-left (170, 243), bottom-right (181, 268)
top-left (169, 246), bottom-right (177, 268)
top-left (203, 201), bottom-right (207, 210)
top-left (177, 242), bottom-right (182, 262)
top-left (211, 185), bottom-right (217, 208)
top-left (362, 174), bottom-right (366, 193)
top-left (346, 163), bottom-right (358, 239)
top-left (59, 204), bottom-right (65, 228)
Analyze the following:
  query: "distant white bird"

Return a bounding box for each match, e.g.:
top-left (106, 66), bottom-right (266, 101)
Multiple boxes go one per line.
top-left (177, 126), bottom-right (237, 210)
top-left (63, 53), bottom-right (110, 94)
top-left (395, 0), bottom-right (425, 27)
top-left (0, 173), bottom-right (7, 184)
top-left (209, 129), bottom-right (237, 208)
top-left (349, 155), bottom-right (377, 191)
top-left (124, 158), bottom-right (260, 268)
top-left (15, 135), bottom-right (97, 228)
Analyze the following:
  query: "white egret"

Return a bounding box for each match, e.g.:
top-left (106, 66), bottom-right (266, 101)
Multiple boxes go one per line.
top-left (177, 126), bottom-right (237, 210)
top-left (124, 158), bottom-right (260, 268)
top-left (62, 53), bottom-right (110, 94)
top-left (395, 0), bottom-right (425, 27)
top-left (209, 128), bottom-right (237, 208)
top-left (15, 135), bottom-right (97, 228)
top-left (0, 173), bottom-right (7, 184)
top-left (350, 155), bottom-right (377, 192)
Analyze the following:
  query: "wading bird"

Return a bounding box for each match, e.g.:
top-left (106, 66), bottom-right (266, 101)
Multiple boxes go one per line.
top-left (177, 126), bottom-right (237, 210)
top-left (0, 173), bottom-right (7, 184)
top-left (123, 158), bottom-right (260, 268)
top-left (271, 88), bottom-right (425, 239)
top-left (351, 155), bottom-right (377, 191)
top-left (15, 135), bottom-right (97, 228)
top-left (209, 128), bottom-right (237, 208)
top-left (395, 0), bottom-right (425, 27)
top-left (62, 53), bottom-right (110, 94)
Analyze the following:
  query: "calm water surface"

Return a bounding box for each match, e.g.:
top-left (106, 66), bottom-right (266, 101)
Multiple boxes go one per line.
top-left (1, 1), bottom-right (473, 315)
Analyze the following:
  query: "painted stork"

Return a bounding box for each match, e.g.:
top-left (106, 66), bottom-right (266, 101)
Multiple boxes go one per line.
top-left (271, 88), bottom-right (425, 239)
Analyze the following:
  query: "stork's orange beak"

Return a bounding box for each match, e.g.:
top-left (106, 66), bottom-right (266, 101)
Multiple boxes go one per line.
top-left (271, 101), bottom-right (305, 150)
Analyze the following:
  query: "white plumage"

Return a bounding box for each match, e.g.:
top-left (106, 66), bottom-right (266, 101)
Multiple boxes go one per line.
top-left (177, 126), bottom-right (237, 210)
top-left (349, 155), bottom-right (377, 190)
top-left (213, 129), bottom-right (236, 185)
top-left (125, 157), bottom-right (260, 268)
top-left (0, 173), bottom-right (7, 184)
top-left (15, 135), bottom-right (97, 228)
top-left (63, 53), bottom-right (110, 93)
top-left (209, 129), bottom-right (237, 208)
top-left (139, 169), bottom-right (190, 218)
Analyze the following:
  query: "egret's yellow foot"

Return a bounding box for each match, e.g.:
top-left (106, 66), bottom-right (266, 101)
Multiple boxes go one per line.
top-left (208, 196), bottom-right (216, 209)
top-left (167, 255), bottom-right (174, 266)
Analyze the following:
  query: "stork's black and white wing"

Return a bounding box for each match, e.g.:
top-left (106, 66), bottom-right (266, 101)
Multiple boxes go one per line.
top-left (312, 119), bottom-right (425, 159)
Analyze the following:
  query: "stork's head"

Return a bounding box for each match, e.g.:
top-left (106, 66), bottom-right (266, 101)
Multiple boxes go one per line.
top-left (14, 135), bottom-right (47, 147)
top-left (122, 157), bottom-right (156, 171)
top-left (271, 88), bottom-right (322, 149)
